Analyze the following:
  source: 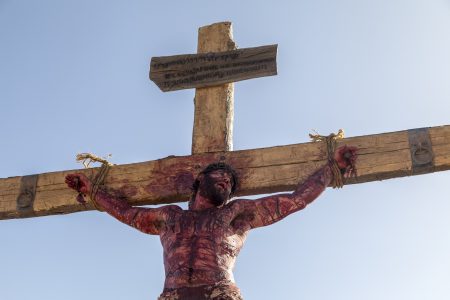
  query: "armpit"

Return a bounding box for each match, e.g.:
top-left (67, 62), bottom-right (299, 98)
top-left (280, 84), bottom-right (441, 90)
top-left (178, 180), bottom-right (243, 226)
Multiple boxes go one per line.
top-left (228, 200), bottom-right (259, 232)
top-left (230, 209), bottom-right (256, 232)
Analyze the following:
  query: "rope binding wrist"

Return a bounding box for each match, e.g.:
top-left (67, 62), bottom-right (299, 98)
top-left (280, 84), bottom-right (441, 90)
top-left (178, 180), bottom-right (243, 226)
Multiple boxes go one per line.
top-left (76, 153), bottom-right (114, 211)
top-left (309, 129), bottom-right (345, 189)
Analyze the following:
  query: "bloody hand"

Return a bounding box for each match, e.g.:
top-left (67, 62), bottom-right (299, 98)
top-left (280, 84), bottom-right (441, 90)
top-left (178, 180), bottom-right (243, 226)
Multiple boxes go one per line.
top-left (334, 146), bottom-right (358, 177)
top-left (65, 173), bottom-right (92, 205)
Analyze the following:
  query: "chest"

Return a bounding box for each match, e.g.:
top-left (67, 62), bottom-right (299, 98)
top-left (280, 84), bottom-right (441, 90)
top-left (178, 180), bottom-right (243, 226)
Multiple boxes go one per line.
top-left (160, 209), bottom-right (248, 260)
top-left (165, 209), bottom-right (234, 236)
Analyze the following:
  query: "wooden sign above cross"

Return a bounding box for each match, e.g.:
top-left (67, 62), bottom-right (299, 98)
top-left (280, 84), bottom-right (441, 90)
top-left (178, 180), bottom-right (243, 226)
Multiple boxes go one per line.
top-left (150, 22), bottom-right (277, 154)
top-left (1, 21), bottom-right (450, 220)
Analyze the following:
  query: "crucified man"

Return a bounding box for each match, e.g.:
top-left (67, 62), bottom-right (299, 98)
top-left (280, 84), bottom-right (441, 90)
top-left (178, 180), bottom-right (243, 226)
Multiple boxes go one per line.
top-left (65, 146), bottom-right (357, 300)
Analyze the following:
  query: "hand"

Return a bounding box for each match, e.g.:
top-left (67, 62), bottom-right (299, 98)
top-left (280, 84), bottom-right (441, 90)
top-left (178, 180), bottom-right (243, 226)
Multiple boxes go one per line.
top-left (65, 173), bottom-right (92, 195)
top-left (334, 145), bottom-right (358, 177)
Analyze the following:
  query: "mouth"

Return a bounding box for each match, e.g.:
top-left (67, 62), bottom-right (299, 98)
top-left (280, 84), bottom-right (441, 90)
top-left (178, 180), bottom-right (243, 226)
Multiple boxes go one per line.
top-left (216, 182), bottom-right (228, 190)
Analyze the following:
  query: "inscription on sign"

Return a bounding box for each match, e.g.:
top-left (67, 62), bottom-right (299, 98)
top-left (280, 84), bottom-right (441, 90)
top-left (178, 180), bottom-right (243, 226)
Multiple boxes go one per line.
top-left (150, 44), bottom-right (277, 92)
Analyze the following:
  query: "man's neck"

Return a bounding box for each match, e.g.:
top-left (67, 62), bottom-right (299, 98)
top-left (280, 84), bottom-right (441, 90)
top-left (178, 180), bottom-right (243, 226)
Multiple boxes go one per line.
top-left (191, 194), bottom-right (222, 211)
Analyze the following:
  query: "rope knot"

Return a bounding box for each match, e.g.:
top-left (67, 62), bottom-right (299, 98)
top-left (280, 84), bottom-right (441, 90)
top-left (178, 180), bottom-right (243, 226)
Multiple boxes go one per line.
top-left (310, 129), bottom-right (345, 188)
top-left (76, 153), bottom-right (114, 211)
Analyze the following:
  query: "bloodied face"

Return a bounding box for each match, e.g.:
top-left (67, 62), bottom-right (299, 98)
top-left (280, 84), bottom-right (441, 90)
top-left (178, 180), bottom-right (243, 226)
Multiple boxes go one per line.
top-left (198, 170), bottom-right (233, 206)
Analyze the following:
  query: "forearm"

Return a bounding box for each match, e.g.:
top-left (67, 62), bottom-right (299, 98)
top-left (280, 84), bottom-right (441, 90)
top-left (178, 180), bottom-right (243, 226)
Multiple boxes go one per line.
top-left (92, 188), bottom-right (168, 235)
top-left (66, 173), bottom-right (160, 233)
top-left (93, 188), bottom-right (141, 226)
top-left (291, 163), bottom-right (334, 206)
top-left (248, 163), bottom-right (335, 228)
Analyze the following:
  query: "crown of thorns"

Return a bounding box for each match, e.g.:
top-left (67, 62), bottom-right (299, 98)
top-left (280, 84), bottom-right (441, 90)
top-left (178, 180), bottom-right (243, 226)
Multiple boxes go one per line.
top-left (192, 162), bottom-right (238, 194)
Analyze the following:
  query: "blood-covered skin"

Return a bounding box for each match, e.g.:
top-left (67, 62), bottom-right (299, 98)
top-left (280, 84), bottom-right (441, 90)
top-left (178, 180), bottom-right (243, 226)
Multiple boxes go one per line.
top-left (65, 146), bottom-right (357, 298)
top-left (334, 145), bottom-right (358, 177)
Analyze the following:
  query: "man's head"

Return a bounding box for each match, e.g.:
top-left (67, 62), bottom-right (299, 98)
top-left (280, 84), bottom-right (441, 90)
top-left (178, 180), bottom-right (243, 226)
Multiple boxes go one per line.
top-left (189, 162), bottom-right (238, 209)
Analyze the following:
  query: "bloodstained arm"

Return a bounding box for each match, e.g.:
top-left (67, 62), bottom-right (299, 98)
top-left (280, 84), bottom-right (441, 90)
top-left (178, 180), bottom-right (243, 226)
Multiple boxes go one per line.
top-left (65, 173), bottom-right (178, 235)
top-left (231, 145), bottom-right (357, 231)
top-left (231, 163), bottom-right (334, 230)
top-left (93, 188), bottom-right (178, 235)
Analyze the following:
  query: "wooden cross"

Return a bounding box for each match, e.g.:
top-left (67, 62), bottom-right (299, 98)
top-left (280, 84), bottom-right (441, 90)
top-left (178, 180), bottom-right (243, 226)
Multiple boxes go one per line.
top-left (1, 21), bottom-right (449, 220)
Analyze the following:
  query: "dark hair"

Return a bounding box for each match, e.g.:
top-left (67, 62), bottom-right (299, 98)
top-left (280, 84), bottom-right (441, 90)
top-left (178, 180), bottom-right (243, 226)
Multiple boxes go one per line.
top-left (189, 162), bottom-right (238, 207)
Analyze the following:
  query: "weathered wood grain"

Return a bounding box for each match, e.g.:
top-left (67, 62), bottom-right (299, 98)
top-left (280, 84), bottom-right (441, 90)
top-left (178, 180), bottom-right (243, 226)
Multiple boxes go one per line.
top-left (192, 22), bottom-right (236, 154)
top-left (149, 44), bottom-right (277, 92)
top-left (1, 125), bottom-right (449, 220)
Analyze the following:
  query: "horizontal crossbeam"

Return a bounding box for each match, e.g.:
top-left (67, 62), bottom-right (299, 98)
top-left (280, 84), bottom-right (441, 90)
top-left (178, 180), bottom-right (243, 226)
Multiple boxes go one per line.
top-left (1, 125), bottom-right (449, 220)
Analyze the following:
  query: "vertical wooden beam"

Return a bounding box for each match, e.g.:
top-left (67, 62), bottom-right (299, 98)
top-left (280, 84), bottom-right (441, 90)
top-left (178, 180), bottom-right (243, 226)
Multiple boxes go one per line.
top-left (192, 21), bottom-right (236, 154)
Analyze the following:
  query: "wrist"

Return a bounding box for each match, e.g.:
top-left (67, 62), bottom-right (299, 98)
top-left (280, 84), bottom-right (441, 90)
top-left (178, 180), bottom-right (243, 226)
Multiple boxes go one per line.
top-left (327, 159), bottom-right (345, 188)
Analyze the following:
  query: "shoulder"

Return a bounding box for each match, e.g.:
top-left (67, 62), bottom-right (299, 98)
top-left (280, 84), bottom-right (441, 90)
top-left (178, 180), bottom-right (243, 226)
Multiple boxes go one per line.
top-left (153, 204), bottom-right (182, 219)
top-left (225, 199), bottom-right (258, 232)
top-left (160, 204), bottom-right (182, 213)
top-left (225, 198), bottom-right (257, 214)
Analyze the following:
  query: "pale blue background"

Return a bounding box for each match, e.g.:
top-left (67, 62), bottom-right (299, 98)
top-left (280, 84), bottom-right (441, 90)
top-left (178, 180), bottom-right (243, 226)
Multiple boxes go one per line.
top-left (1, 1), bottom-right (450, 299)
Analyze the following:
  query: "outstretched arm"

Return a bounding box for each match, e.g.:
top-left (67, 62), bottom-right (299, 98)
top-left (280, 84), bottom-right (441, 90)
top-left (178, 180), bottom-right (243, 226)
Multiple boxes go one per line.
top-left (231, 146), bottom-right (357, 231)
top-left (65, 173), bottom-right (179, 235)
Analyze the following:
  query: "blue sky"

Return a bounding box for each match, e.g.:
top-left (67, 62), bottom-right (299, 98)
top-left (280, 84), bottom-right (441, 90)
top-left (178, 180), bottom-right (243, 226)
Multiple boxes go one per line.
top-left (1, 1), bottom-right (450, 299)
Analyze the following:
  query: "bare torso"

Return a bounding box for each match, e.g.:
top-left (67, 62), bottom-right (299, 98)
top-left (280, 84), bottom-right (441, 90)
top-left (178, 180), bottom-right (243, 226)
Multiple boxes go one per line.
top-left (160, 204), bottom-right (247, 289)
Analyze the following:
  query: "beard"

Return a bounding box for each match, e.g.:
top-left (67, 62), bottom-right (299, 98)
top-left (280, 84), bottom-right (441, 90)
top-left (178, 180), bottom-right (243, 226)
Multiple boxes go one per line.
top-left (198, 174), bottom-right (231, 206)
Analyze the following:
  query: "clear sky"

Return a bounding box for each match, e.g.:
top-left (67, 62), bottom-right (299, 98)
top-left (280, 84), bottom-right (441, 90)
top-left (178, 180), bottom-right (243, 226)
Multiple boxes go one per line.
top-left (1, 1), bottom-right (450, 299)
